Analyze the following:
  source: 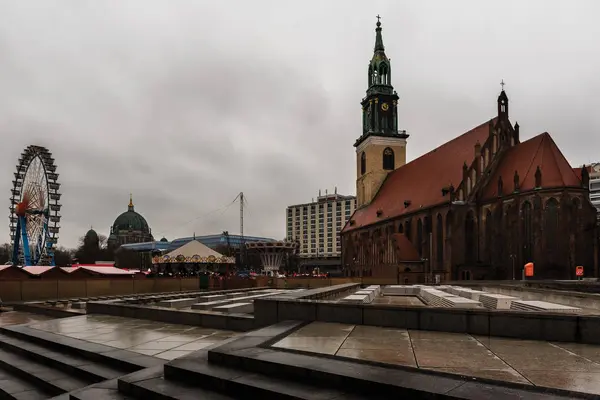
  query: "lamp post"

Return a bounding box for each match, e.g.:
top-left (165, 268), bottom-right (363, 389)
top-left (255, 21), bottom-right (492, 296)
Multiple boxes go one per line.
top-left (509, 254), bottom-right (516, 280)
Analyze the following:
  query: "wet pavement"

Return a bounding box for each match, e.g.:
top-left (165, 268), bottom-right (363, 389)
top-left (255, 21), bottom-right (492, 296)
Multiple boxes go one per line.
top-left (273, 321), bottom-right (600, 395)
top-left (28, 314), bottom-right (240, 360)
top-left (0, 311), bottom-right (53, 327)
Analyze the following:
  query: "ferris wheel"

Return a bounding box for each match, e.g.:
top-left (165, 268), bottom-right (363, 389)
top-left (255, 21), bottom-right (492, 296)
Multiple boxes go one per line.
top-left (9, 145), bottom-right (61, 266)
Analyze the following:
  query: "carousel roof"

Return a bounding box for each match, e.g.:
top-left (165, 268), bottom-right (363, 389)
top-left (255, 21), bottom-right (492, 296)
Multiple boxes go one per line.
top-left (154, 240), bottom-right (235, 264)
top-left (164, 240), bottom-right (223, 259)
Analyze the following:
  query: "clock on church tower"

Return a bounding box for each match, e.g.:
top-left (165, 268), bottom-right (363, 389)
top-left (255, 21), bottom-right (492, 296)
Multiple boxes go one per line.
top-left (355, 16), bottom-right (409, 208)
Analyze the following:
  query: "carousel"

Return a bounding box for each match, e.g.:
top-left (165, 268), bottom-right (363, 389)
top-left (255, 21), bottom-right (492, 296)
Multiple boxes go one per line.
top-left (245, 240), bottom-right (297, 276)
top-left (151, 240), bottom-right (234, 276)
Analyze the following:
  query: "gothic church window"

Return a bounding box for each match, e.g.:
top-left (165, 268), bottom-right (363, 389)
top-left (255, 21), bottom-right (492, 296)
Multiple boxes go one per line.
top-left (465, 211), bottom-right (476, 264)
top-left (544, 198), bottom-right (559, 251)
top-left (379, 63), bottom-right (388, 85)
top-left (485, 209), bottom-right (493, 263)
top-left (360, 152), bottom-right (366, 175)
top-left (522, 202), bottom-right (533, 261)
top-left (383, 147), bottom-right (395, 170)
top-left (436, 214), bottom-right (443, 268)
top-left (417, 219), bottom-right (423, 257)
top-left (405, 219), bottom-right (412, 241)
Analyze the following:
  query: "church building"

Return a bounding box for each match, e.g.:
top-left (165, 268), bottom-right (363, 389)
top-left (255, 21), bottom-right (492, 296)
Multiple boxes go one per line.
top-left (107, 195), bottom-right (154, 249)
top-left (341, 19), bottom-right (598, 281)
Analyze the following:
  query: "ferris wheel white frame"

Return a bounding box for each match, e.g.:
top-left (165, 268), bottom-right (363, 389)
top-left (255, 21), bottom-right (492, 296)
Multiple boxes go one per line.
top-left (9, 145), bottom-right (61, 266)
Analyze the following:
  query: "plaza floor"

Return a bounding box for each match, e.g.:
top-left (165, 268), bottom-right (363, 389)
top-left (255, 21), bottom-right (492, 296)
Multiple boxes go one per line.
top-left (272, 321), bottom-right (600, 396)
top-left (0, 311), bottom-right (52, 327)
top-left (26, 314), bottom-right (241, 360)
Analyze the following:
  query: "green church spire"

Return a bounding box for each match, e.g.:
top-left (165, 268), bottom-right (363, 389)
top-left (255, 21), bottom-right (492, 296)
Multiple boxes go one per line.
top-left (374, 15), bottom-right (385, 52)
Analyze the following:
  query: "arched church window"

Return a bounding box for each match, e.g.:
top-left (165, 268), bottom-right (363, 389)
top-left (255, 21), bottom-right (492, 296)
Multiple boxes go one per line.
top-left (465, 210), bottom-right (476, 264)
top-left (360, 152), bottom-right (366, 175)
top-left (485, 209), bottom-right (493, 262)
top-left (373, 70), bottom-right (379, 85)
top-left (544, 198), bottom-right (559, 251)
top-left (383, 147), bottom-right (395, 170)
top-left (417, 219), bottom-right (423, 257)
top-left (379, 63), bottom-right (388, 85)
top-left (436, 214), bottom-right (443, 268)
top-left (398, 223), bottom-right (404, 233)
top-left (446, 210), bottom-right (453, 233)
top-left (522, 202), bottom-right (533, 261)
top-left (405, 219), bottom-right (412, 241)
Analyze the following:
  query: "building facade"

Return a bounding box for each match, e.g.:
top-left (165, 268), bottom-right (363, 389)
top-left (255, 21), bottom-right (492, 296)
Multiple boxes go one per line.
top-left (286, 189), bottom-right (356, 258)
top-left (586, 163), bottom-right (600, 218)
top-left (341, 19), bottom-right (598, 282)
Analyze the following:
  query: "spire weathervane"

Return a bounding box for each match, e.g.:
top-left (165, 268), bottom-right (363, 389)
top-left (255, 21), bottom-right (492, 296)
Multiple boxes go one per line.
top-left (376, 14), bottom-right (381, 25)
top-left (500, 79), bottom-right (505, 91)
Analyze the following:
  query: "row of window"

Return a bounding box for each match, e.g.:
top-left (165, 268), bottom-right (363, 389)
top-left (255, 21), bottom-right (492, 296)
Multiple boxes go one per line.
top-left (349, 197), bottom-right (575, 268)
top-left (287, 202), bottom-right (355, 215)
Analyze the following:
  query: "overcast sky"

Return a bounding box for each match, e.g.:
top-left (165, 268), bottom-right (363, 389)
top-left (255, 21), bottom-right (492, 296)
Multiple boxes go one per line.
top-left (1, 0), bottom-right (599, 248)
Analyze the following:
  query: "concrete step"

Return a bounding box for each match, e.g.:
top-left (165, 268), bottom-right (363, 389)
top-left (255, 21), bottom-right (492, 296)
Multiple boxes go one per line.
top-left (0, 367), bottom-right (50, 399)
top-left (67, 378), bottom-right (133, 400)
top-left (163, 351), bottom-right (365, 400)
top-left (0, 333), bottom-right (129, 382)
top-left (118, 365), bottom-right (235, 400)
top-left (0, 325), bottom-right (162, 372)
top-left (0, 347), bottom-right (92, 397)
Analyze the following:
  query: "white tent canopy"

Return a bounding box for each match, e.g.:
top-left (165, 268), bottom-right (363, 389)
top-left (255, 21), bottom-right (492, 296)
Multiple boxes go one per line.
top-left (153, 240), bottom-right (234, 264)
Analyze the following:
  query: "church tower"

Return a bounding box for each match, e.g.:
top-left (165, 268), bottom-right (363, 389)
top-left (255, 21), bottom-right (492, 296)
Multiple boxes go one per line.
top-left (355, 16), bottom-right (408, 208)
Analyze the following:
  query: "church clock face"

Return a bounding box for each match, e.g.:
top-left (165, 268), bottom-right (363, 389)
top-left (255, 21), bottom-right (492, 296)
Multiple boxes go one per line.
top-left (381, 102), bottom-right (389, 112)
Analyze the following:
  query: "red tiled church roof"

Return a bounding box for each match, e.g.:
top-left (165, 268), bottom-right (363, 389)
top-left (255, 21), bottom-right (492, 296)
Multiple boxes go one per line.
top-left (344, 118), bottom-right (496, 232)
top-left (482, 132), bottom-right (582, 199)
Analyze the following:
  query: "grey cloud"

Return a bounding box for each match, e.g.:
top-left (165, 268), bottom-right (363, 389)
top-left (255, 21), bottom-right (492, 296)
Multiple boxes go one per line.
top-left (1, 0), bottom-right (599, 248)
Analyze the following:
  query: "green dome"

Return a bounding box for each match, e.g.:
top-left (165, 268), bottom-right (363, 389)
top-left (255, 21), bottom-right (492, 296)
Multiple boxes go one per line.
top-left (111, 196), bottom-right (150, 233)
top-left (160, 237), bottom-right (168, 242)
top-left (113, 210), bottom-right (149, 232)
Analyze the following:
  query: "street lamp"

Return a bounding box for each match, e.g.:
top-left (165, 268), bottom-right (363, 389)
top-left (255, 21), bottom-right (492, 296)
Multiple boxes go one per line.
top-left (509, 254), bottom-right (516, 280)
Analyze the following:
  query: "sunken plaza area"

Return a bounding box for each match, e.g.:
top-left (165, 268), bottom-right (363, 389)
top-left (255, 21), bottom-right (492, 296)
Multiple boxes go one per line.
top-left (3, 282), bottom-right (600, 398)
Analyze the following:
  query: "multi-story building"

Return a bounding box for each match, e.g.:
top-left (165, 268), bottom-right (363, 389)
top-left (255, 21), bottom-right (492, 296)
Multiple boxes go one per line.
top-left (286, 189), bottom-right (356, 259)
top-left (587, 163), bottom-right (600, 218)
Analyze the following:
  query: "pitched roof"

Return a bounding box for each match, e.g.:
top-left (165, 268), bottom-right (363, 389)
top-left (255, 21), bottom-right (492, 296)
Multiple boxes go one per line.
top-left (22, 266), bottom-right (68, 276)
top-left (482, 132), bottom-right (582, 199)
top-left (344, 118), bottom-right (495, 232)
top-left (164, 240), bottom-right (224, 259)
top-left (391, 234), bottom-right (421, 262)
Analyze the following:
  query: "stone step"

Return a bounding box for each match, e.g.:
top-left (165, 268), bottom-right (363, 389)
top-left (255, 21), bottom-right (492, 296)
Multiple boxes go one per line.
top-left (0, 325), bottom-right (162, 372)
top-left (211, 302), bottom-right (254, 314)
top-left (0, 347), bottom-right (92, 397)
top-left (479, 294), bottom-right (518, 310)
top-left (0, 333), bottom-right (129, 382)
top-left (510, 300), bottom-right (581, 313)
top-left (118, 365), bottom-right (235, 399)
top-left (68, 378), bottom-right (133, 400)
top-left (338, 294), bottom-right (370, 304)
top-left (0, 367), bottom-right (50, 399)
top-left (163, 351), bottom-right (363, 400)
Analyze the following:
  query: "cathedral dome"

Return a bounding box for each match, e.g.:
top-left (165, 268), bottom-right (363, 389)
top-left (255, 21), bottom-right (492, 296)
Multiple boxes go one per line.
top-left (111, 195), bottom-right (150, 233)
top-left (84, 228), bottom-right (99, 244)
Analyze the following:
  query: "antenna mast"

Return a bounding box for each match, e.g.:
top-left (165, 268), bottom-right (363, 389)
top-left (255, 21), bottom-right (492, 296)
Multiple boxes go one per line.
top-left (239, 192), bottom-right (244, 239)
